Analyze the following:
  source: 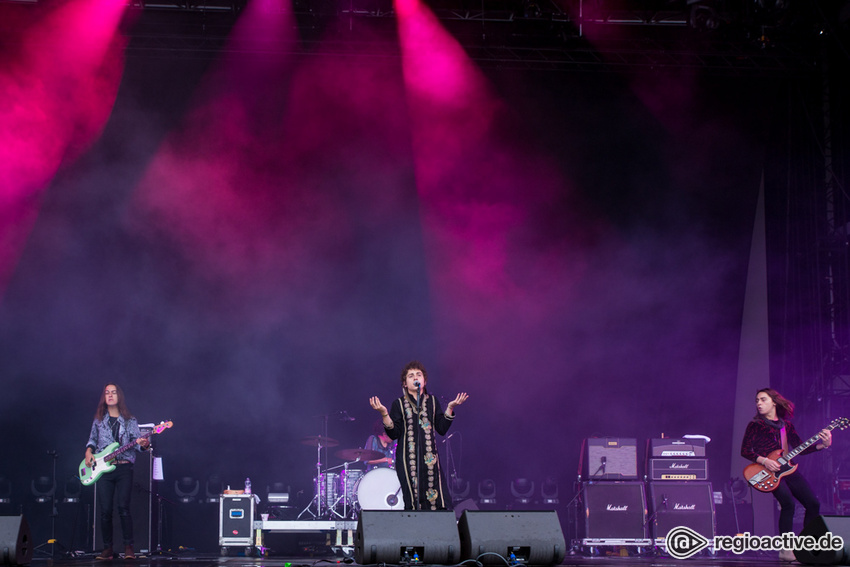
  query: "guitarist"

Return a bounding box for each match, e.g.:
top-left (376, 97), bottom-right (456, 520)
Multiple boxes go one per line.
top-left (741, 388), bottom-right (831, 559)
top-left (84, 384), bottom-right (150, 560)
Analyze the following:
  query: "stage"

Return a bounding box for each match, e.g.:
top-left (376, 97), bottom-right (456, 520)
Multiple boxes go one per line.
top-left (26, 550), bottom-right (791, 567)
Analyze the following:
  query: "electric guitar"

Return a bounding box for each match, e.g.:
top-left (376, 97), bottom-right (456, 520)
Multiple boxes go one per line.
top-left (743, 417), bottom-right (848, 492)
top-left (79, 420), bottom-right (173, 485)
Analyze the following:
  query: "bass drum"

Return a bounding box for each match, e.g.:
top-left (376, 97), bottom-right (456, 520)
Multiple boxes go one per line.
top-left (354, 468), bottom-right (405, 510)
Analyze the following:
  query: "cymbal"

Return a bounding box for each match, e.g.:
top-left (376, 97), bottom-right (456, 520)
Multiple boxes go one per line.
top-left (336, 448), bottom-right (384, 462)
top-left (300, 435), bottom-right (339, 447)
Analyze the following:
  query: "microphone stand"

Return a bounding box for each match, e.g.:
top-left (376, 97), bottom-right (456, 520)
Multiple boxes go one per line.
top-left (34, 450), bottom-right (67, 559)
top-left (415, 384), bottom-right (423, 510)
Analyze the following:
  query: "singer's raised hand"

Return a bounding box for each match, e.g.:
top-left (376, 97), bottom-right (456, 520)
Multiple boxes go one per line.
top-left (369, 396), bottom-right (388, 415)
top-left (446, 392), bottom-right (469, 415)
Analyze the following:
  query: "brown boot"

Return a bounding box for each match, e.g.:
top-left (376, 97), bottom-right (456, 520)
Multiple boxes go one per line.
top-left (124, 545), bottom-right (135, 560)
top-left (96, 547), bottom-right (114, 560)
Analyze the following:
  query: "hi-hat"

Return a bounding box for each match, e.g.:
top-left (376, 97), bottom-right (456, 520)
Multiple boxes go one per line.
top-left (300, 436), bottom-right (339, 447)
top-left (336, 448), bottom-right (384, 461)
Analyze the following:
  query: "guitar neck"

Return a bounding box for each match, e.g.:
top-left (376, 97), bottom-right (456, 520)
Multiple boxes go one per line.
top-left (104, 430), bottom-right (154, 461)
top-left (785, 425), bottom-right (834, 460)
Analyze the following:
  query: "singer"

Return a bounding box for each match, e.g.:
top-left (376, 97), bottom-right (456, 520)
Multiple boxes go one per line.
top-left (369, 361), bottom-right (469, 510)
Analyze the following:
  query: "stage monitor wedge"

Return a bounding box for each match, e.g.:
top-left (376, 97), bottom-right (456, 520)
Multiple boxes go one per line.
top-left (458, 510), bottom-right (566, 566)
top-left (794, 515), bottom-right (850, 565)
top-left (0, 515), bottom-right (32, 566)
top-left (355, 510), bottom-right (459, 565)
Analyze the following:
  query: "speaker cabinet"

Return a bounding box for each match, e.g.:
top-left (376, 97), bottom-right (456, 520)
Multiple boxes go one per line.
top-left (0, 516), bottom-right (32, 565)
top-left (458, 510), bottom-right (565, 566)
top-left (794, 515), bottom-right (850, 565)
top-left (648, 482), bottom-right (715, 542)
top-left (585, 438), bottom-right (638, 480)
top-left (581, 482), bottom-right (647, 539)
top-left (93, 449), bottom-right (153, 553)
top-left (355, 510), bottom-right (459, 565)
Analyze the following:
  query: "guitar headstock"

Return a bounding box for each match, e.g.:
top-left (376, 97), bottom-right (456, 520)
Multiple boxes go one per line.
top-left (829, 417), bottom-right (850, 431)
top-left (154, 421), bottom-right (174, 434)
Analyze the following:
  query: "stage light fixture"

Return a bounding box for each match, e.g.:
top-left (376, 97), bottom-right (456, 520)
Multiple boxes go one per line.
top-left (0, 476), bottom-right (11, 504)
top-left (205, 474), bottom-right (223, 503)
top-left (478, 479), bottom-right (497, 504)
top-left (540, 477), bottom-right (559, 505)
top-left (523, 0), bottom-right (542, 18)
top-left (688, 1), bottom-right (720, 30)
top-left (449, 476), bottom-right (470, 502)
top-left (31, 476), bottom-right (54, 504)
top-left (63, 477), bottom-right (82, 504)
top-left (510, 478), bottom-right (535, 504)
top-left (174, 476), bottom-right (200, 503)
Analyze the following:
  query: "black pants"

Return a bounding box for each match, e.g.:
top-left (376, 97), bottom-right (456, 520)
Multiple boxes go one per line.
top-left (773, 471), bottom-right (820, 535)
top-left (96, 463), bottom-right (134, 547)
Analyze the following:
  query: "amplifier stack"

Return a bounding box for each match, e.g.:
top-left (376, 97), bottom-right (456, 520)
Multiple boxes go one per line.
top-left (577, 437), bottom-right (715, 553)
top-left (648, 438), bottom-right (708, 481)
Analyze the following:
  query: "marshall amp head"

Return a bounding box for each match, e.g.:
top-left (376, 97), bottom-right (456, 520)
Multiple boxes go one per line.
top-left (648, 438), bottom-right (706, 458)
top-left (649, 458), bottom-right (709, 481)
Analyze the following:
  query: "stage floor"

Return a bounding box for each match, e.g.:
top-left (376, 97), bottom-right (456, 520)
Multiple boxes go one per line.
top-left (28, 550), bottom-right (789, 567)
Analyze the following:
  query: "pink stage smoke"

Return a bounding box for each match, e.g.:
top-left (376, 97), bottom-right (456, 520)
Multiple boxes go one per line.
top-left (0, 0), bottom-right (127, 295)
top-left (395, 0), bottom-right (593, 383)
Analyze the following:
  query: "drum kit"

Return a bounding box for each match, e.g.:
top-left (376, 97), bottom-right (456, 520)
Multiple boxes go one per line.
top-left (297, 434), bottom-right (403, 520)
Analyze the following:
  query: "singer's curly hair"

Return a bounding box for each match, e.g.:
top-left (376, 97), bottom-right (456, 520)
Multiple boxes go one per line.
top-left (756, 387), bottom-right (795, 419)
top-left (400, 360), bottom-right (428, 386)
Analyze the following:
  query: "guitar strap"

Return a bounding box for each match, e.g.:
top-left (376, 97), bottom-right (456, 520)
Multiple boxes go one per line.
top-left (780, 425), bottom-right (788, 456)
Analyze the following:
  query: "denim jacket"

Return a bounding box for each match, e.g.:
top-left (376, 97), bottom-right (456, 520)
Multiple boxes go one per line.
top-left (86, 415), bottom-right (143, 464)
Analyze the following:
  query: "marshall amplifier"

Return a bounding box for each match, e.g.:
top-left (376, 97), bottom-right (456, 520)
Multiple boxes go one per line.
top-left (648, 438), bottom-right (706, 458)
top-left (585, 438), bottom-right (638, 480)
top-left (580, 482), bottom-right (647, 540)
top-left (648, 482), bottom-right (715, 544)
top-left (649, 458), bottom-right (709, 481)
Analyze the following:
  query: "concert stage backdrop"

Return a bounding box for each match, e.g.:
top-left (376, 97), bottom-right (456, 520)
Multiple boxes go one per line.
top-left (1, 0), bottom-right (846, 552)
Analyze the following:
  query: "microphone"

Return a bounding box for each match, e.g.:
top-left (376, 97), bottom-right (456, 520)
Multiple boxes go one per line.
top-left (662, 494), bottom-right (668, 510)
top-left (600, 456), bottom-right (606, 473)
top-left (337, 411), bottom-right (355, 422)
top-left (414, 380), bottom-right (420, 389)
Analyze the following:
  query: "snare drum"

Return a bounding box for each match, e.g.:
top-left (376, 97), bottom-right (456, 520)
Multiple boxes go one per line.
top-left (314, 472), bottom-right (339, 510)
top-left (354, 467), bottom-right (404, 510)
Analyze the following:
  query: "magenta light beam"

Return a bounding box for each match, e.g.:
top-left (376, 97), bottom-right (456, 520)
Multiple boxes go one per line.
top-left (0, 0), bottom-right (128, 297)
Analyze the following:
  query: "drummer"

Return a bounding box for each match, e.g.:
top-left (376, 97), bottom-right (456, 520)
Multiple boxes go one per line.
top-left (363, 419), bottom-right (396, 471)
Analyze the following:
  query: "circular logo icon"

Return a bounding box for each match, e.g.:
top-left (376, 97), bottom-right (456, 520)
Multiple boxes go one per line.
top-left (665, 525), bottom-right (710, 559)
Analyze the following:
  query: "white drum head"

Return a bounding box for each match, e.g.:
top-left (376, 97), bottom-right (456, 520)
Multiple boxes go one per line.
top-left (355, 467), bottom-right (404, 510)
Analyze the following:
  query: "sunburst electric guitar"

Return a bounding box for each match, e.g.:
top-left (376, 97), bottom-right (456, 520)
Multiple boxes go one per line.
top-left (79, 421), bottom-right (173, 486)
top-left (743, 417), bottom-right (848, 492)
